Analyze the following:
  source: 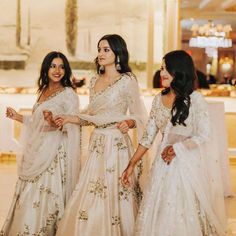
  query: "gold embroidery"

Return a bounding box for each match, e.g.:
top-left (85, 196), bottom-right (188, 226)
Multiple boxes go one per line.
top-left (33, 201), bottom-right (40, 209)
top-left (118, 178), bottom-right (132, 201)
top-left (88, 178), bottom-right (107, 198)
top-left (111, 216), bottom-right (121, 226)
top-left (89, 134), bottom-right (105, 157)
top-left (106, 166), bottom-right (115, 173)
top-left (78, 210), bottom-right (88, 221)
top-left (114, 137), bottom-right (127, 150)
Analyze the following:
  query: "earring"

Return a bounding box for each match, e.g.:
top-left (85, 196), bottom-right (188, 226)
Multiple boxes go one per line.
top-left (116, 56), bottom-right (121, 71)
top-left (99, 65), bottom-right (105, 74)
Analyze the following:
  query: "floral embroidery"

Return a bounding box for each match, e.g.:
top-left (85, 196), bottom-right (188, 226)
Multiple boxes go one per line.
top-left (88, 178), bottom-right (107, 198)
top-left (89, 134), bottom-right (105, 157)
top-left (111, 216), bottom-right (121, 226)
top-left (114, 137), bottom-right (127, 150)
top-left (118, 178), bottom-right (132, 201)
top-left (16, 224), bottom-right (30, 236)
top-left (33, 201), bottom-right (40, 209)
top-left (106, 165), bottom-right (115, 173)
top-left (39, 185), bottom-right (58, 200)
top-left (78, 210), bottom-right (88, 221)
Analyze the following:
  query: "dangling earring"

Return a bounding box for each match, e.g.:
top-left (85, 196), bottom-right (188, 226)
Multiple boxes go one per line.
top-left (99, 65), bottom-right (105, 74)
top-left (116, 56), bottom-right (121, 71)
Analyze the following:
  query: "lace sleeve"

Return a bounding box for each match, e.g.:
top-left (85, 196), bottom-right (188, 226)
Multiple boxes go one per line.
top-left (139, 95), bottom-right (159, 148)
top-left (174, 92), bottom-right (210, 150)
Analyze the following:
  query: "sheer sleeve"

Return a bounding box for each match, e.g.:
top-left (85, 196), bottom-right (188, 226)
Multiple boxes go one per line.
top-left (173, 92), bottom-right (210, 150)
top-left (126, 74), bottom-right (148, 140)
top-left (139, 95), bottom-right (159, 149)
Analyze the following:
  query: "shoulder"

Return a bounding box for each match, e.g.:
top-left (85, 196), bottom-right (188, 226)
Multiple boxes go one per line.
top-left (190, 90), bottom-right (208, 110)
top-left (89, 75), bottom-right (98, 89)
top-left (64, 87), bottom-right (78, 99)
top-left (121, 72), bottom-right (137, 82)
top-left (152, 92), bottom-right (162, 106)
top-left (190, 90), bottom-right (205, 103)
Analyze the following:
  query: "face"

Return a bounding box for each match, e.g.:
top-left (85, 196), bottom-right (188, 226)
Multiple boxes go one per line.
top-left (97, 40), bottom-right (116, 67)
top-left (48, 57), bottom-right (65, 83)
top-left (160, 60), bottom-right (173, 88)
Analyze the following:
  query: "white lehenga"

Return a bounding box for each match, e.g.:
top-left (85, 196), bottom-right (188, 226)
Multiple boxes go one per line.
top-left (134, 91), bottom-right (226, 236)
top-left (0, 88), bottom-right (80, 236)
top-left (56, 73), bottom-right (147, 236)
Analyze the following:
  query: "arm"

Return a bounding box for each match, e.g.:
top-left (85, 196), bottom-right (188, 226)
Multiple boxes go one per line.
top-left (122, 95), bottom-right (160, 185)
top-left (6, 107), bottom-right (23, 123)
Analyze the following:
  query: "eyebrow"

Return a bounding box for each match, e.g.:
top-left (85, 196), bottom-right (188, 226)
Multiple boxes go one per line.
top-left (98, 46), bottom-right (111, 49)
top-left (51, 63), bottom-right (64, 66)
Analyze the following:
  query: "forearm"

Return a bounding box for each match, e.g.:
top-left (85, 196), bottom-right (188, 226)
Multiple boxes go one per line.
top-left (129, 144), bottom-right (148, 167)
top-left (125, 119), bottom-right (136, 129)
top-left (14, 113), bottom-right (23, 123)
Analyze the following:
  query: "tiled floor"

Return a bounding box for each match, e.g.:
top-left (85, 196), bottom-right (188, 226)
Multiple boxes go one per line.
top-left (0, 162), bottom-right (236, 235)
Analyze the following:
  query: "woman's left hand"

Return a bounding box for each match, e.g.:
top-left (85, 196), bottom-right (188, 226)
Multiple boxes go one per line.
top-left (117, 120), bottom-right (129, 134)
top-left (161, 145), bottom-right (175, 165)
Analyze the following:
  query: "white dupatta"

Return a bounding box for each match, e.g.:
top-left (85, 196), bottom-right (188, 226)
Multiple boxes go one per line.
top-left (18, 88), bottom-right (80, 201)
top-left (163, 92), bottom-right (226, 235)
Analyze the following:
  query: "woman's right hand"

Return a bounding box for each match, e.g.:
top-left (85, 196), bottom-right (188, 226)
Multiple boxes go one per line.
top-left (54, 115), bottom-right (71, 127)
top-left (6, 107), bottom-right (18, 120)
top-left (121, 163), bottom-right (135, 186)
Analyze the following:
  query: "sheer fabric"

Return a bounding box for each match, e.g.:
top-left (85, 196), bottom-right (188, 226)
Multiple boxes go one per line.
top-left (136, 91), bottom-right (226, 236)
top-left (56, 73), bottom-right (148, 236)
top-left (0, 88), bottom-right (81, 236)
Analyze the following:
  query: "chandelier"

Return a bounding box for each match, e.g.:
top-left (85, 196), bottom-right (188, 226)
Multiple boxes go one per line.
top-left (189, 21), bottom-right (232, 57)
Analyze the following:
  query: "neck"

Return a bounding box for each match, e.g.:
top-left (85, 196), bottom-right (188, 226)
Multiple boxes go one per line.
top-left (48, 82), bottom-right (63, 90)
top-left (103, 64), bottom-right (120, 78)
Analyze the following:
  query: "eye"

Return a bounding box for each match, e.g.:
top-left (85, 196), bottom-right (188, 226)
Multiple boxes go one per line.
top-left (104, 48), bottom-right (110, 52)
top-left (60, 65), bottom-right (65, 70)
top-left (50, 64), bottom-right (56, 68)
top-left (160, 66), bottom-right (164, 71)
top-left (98, 48), bottom-right (101, 53)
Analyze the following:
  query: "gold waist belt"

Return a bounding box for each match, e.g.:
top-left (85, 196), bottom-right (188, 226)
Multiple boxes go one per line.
top-left (95, 122), bottom-right (117, 129)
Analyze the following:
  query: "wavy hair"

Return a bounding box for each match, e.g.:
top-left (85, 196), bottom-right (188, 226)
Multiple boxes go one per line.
top-left (37, 51), bottom-right (73, 92)
top-left (161, 50), bottom-right (196, 126)
top-left (95, 34), bottom-right (132, 74)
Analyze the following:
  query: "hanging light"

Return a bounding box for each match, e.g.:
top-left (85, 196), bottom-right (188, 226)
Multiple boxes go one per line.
top-left (189, 21), bottom-right (232, 57)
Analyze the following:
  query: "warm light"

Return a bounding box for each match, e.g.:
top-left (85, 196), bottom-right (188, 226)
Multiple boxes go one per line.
top-left (189, 21), bottom-right (232, 57)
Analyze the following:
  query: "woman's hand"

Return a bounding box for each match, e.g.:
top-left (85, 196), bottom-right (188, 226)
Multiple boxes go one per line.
top-left (117, 120), bottom-right (129, 134)
top-left (161, 145), bottom-right (175, 165)
top-left (54, 115), bottom-right (72, 127)
top-left (43, 110), bottom-right (58, 128)
top-left (121, 163), bottom-right (135, 186)
top-left (6, 107), bottom-right (18, 120)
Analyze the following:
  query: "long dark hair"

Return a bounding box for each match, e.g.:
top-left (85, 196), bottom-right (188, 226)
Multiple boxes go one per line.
top-left (37, 51), bottom-right (73, 92)
top-left (161, 50), bottom-right (196, 126)
top-left (95, 34), bottom-right (132, 74)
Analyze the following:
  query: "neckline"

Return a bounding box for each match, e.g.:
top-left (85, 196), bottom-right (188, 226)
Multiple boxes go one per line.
top-left (37, 87), bottom-right (66, 104)
top-left (92, 74), bottom-right (124, 96)
top-left (160, 94), bottom-right (172, 110)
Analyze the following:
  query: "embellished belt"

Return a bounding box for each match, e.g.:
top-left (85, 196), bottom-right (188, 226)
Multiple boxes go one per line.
top-left (95, 122), bottom-right (117, 129)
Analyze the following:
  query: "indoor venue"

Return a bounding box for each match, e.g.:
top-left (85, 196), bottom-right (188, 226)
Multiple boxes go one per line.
top-left (0, 0), bottom-right (236, 235)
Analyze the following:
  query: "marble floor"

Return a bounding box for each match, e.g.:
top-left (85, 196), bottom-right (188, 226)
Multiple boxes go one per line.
top-left (0, 161), bottom-right (236, 235)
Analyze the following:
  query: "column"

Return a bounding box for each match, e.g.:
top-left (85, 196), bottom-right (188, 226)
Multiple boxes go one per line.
top-left (164, 0), bottom-right (181, 53)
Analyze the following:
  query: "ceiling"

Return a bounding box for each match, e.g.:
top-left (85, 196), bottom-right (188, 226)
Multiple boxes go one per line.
top-left (181, 0), bottom-right (236, 37)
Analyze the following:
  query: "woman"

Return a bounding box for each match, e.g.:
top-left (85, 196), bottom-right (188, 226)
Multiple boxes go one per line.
top-left (1, 51), bottom-right (80, 236)
top-left (122, 50), bottom-right (226, 236)
top-left (55, 34), bottom-right (147, 236)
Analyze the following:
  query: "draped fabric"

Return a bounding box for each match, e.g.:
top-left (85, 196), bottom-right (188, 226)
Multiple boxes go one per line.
top-left (56, 73), bottom-right (148, 236)
top-left (135, 91), bottom-right (226, 236)
top-left (0, 88), bottom-right (81, 236)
